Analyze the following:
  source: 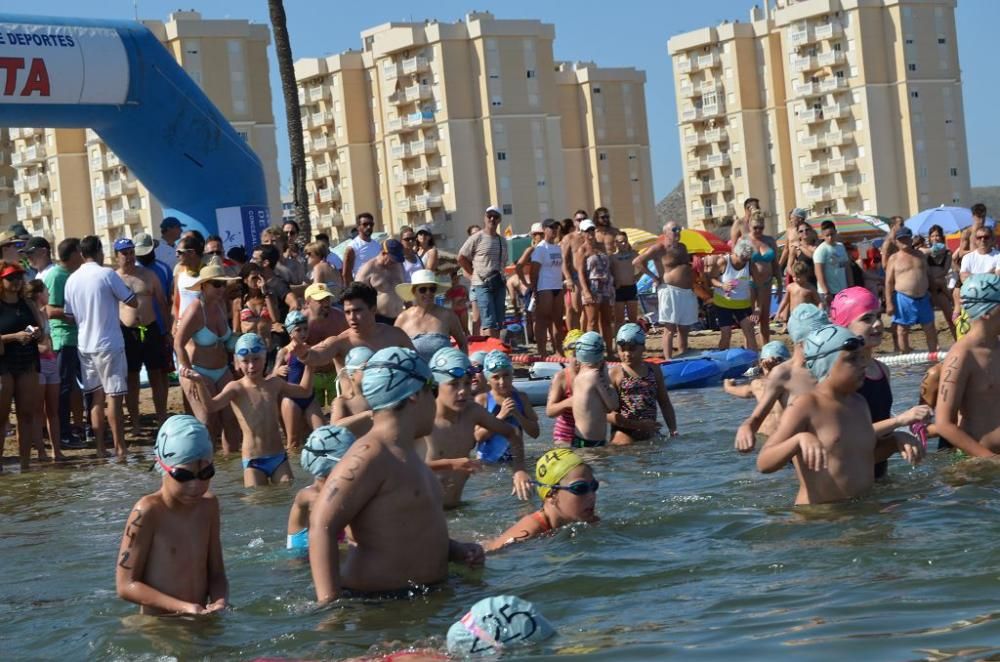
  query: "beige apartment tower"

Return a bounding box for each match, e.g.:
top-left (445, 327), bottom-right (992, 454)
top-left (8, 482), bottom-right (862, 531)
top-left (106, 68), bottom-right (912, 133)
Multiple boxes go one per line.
top-left (1, 10), bottom-right (281, 247)
top-left (668, 0), bottom-right (970, 234)
top-left (295, 11), bottom-right (656, 248)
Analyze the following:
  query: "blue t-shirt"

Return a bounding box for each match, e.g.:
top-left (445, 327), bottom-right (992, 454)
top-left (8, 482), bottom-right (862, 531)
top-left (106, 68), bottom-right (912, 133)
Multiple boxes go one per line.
top-left (813, 241), bottom-right (849, 295)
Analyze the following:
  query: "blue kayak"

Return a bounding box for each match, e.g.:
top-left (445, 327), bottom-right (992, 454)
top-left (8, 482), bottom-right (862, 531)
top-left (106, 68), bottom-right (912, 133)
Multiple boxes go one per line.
top-left (702, 348), bottom-right (759, 379)
top-left (660, 358), bottom-right (722, 390)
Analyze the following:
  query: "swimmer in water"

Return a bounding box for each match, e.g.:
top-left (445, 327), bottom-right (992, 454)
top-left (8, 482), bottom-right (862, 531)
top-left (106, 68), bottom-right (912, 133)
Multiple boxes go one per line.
top-left (273, 311), bottom-right (326, 451)
top-left (724, 340), bottom-right (791, 438)
top-left (610, 323), bottom-right (677, 443)
top-left (734, 304), bottom-right (829, 452)
top-left (115, 416), bottom-right (228, 615)
top-left (421, 347), bottom-right (523, 507)
top-left (758, 324), bottom-right (924, 505)
top-left (546, 329), bottom-right (583, 446)
top-left (570, 331), bottom-right (619, 447)
top-left (330, 346), bottom-right (374, 436)
top-left (287, 425), bottom-right (355, 554)
top-left (485, 448), bottom-right (599, 552)
top-left (468, 350), bottom-right (490, 396)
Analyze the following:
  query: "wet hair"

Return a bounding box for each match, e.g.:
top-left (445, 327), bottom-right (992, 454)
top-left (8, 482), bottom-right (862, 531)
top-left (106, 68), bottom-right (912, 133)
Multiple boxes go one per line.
top-left (340, 282), bottom-right (378, 309)
top-left (258, 244), bottom-right (281, 269)
top-left (971, 203), bottom-right (987, 218)
top-left (57, 237), bottom-right (80, 264)
top-left (80, 235), bottom-right (103, 260)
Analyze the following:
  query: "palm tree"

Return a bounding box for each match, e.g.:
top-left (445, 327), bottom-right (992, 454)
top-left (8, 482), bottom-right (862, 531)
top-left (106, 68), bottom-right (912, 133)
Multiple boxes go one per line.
top-left (268, 0), bottom-right (310, 240)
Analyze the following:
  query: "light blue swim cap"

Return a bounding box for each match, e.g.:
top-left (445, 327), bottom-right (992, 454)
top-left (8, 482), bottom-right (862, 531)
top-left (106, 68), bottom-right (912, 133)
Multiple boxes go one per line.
top-left (344, 346), bottom-right (374, 375)
top-left (446, 595), bottom-right (555, 656)
top-left (575, 331), bottom-right (605, 364)
top-left (301, 425), bottom-right (355, 478)
top-left (960, 273), bottom-right (1000, 321)
top-left (803, 324), bottom-right (863, 381)
top-left (284, 309), bottom-right (307, 330)
top-left (787, 303), bottom-right (830, 344)
top-left (361, 346), bottom-right (432, 410)
top-left (615, 322), bottom-right (646, 346)
top-left (483, 350), bottom-right (513, 377)
top-left (430, 347), bottom-right (473, 384)
top-left (234, 332), bottom-right (266, 356)
top-left (760, 340), bottom-right (791, 362)
top-left (470, 350), bottom-right (488, 366)
top-left (154, 415), bottom-right (213, 475)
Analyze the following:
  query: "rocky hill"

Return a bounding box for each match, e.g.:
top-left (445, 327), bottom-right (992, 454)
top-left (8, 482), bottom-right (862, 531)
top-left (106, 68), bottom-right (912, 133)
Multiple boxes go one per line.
top-left (970, 186), bottom-right (1000, 213)
top-left (655, 180), bottom-right (686, 228)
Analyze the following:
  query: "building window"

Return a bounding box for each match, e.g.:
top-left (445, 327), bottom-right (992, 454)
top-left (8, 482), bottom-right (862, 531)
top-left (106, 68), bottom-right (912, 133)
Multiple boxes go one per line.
top-left (502, 203), bottom-right (513, 215)
top-left (823, 206), bottom-right (833, 214)
top-left (497, 151), bottom-right (507, 161)
top-left (537, 179), bottom-right (546, 187)
top-left (908, 64), bottom-right (917, 71)
top-left (598, 152), bottom-right (607, 161)
top-left (734, 167), bottom-right (742, 177)
top-left (526, 70), bottom-right (536, 78)
top-left (491, 97), bottom-right (502, 107)
top-left (593, 86), bottom-right (602, 93)
top-left (950, 168), bottom-right (959, 176)
top-left (911, 91), bottom-right (919, 98)
top-left (938, 37), bottom-right (946, 44)
top-left (905, 38), bottom-right (914, 45)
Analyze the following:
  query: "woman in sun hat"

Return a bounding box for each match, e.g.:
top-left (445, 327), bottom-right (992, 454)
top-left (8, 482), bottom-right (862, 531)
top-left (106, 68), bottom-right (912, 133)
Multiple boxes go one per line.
top-left (393, 269), bottom-right (468, 362)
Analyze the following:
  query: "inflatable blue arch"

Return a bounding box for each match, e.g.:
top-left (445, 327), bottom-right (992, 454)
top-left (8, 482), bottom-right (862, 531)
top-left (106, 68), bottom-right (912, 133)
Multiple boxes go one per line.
top-left (0, 14), bottom-right (270, 246)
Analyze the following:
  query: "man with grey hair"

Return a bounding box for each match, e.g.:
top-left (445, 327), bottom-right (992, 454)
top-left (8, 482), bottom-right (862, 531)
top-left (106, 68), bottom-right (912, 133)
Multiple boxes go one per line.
top-left (633, 221), bottom-right (698, 359)
top-left (708, 238), bottom-right (759, 351)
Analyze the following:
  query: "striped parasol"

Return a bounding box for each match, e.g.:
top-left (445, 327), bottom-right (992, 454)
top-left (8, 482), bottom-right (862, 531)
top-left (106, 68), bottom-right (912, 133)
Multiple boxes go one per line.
top-left (680, 228), bottom-right (729, 254)
top-left (777, 214), bottom-right (887, 241)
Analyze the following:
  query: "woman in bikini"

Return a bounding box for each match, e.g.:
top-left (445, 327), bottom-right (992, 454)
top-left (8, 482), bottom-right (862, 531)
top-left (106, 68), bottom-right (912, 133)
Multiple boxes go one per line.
top-left (175, 264), bottom-right (242, 453)
top-left (747, 211), bottom-right (782, 344)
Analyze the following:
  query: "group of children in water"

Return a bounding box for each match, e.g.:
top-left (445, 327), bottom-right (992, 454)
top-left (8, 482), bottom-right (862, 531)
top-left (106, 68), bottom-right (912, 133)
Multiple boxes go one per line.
top-left (114, 272), bottom-right (1000, 656)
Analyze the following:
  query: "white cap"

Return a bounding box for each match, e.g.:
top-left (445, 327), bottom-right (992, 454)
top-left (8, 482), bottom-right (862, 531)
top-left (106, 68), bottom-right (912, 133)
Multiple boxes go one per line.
top-left (579, 219), bottom-right (596, 232)
top-left (485, 205), bottom-right (502, 216)
top-left (530, 222), bottom-right (544, 234)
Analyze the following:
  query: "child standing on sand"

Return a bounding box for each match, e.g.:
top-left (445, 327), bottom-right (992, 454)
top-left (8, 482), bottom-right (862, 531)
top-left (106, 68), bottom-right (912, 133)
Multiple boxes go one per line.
top-left (287, 425), bottom-right (355, 554)
top-left (724, 340), bottom-right (790, 438)
top-left (570, 332), bottom-right (619, 447)
top-left (485, 448), bottom-right (599, 552)
top-left (610, 323), bottom-right (677, 443)
top-left (115, 415), bottom-right (228, 615)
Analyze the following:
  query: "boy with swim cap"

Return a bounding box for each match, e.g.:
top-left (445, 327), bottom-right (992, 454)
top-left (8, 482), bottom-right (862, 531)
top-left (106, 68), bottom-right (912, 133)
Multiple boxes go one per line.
top-left (936, 273), bottom-right (1000, 456)
top-left (474, 351), bottom-right (537, 497)
top-left (734, 304), bottom-right (827, 452)
top-left (287, 425), bottom-right (355, 554)
top-left (545, 330), bottom-right (583, 445)
top-left (610, 323), bottom-right (677, 443)
top-left (421, 347), bottom-right (524, 507)
top-left (724, 340), bottom-right (791, 437)
top-left (115, 416), bottom-right (228, 615)
top-left (447, 595), bottom-right (555, 656)
top-left (273, 310), bottom-right (325, 450)
top-left (309, 346), bottom-right (484, 603)
top-left (485, 448), bottom-right (599, 552)
top-left (191, 333), bottom-right (315, 486)
top-left (758, 325), bottom-right (923, 504)
top-left (330, 345), bottom-right (375, 436)
top-left (468, 349), bottom-right (489, 396)
top-left (570, 331), bottom-right (619, 447)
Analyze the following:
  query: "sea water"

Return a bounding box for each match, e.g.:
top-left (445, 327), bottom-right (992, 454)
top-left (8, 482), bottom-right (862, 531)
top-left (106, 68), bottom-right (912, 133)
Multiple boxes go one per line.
top-left (2, 365), bottom-right (1000, 660)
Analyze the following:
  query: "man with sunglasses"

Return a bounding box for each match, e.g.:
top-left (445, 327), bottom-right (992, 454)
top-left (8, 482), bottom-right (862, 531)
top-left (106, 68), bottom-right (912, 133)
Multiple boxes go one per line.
top-left (0, 229), bottom-right (27, 273)
top-left (115, 415), bottom-right (228, 615)
top-left (342, 212), bottom-right (380, 284)
top-left (592, 206), bottom-right (616, 254)
top-left (633, 221), bottom-right (698, 359)
top-left (309, 346), bottom-right (484, 603)
top-left (154, 217), bottom-right (185, 270)
top-left (458, 206), bottom-right (508, 339)
top-left (758, 324), bottom-right (923, 505)
top-left (959, 225), bottom-right (999, 281)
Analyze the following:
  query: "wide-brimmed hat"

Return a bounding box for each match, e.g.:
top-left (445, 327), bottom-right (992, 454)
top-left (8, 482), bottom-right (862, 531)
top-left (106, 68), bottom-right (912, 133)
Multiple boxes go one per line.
top-left (185, 263), bottom-right (239, 290)
top-left (396, 269), bottom-right (449, 302)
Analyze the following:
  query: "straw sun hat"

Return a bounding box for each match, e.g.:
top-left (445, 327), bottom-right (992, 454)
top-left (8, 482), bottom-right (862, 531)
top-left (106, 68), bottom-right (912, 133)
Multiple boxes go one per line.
top-left (185, 263), bottom-right (239, 290)
top-left (395, 269), bottom-right (450, 302)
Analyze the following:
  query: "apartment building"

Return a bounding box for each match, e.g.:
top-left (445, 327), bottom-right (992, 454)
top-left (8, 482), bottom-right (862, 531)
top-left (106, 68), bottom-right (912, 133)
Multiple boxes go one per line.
top-left (668, 0), bottom-right (970, 234)
top-left (0, 130), bottom-right (14, 228)
top-left (2, 10), bottom-right (281, 247)
top-left (295, 11), bottom-right (656, 248)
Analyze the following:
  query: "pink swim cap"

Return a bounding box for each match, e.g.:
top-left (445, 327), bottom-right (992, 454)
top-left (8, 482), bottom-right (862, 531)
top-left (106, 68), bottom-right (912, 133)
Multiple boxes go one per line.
top-left (829, 286), bottom-right (880, 326)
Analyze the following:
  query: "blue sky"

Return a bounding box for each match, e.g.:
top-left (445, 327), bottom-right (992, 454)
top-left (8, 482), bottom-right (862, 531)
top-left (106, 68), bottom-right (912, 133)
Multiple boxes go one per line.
top-left (16, 0), bottom-right (1000, 198)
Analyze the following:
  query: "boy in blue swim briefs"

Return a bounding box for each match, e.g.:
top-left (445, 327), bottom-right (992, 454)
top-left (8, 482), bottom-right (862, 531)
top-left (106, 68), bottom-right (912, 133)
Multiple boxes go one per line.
top-left (570, 332), bottom-right (619, 447)
top-left (287, 425), bottom-right (355, 554)
top-left (191, 333), bottom-right (314, 487)
top-left (116, 416), bottom-right (228, 615)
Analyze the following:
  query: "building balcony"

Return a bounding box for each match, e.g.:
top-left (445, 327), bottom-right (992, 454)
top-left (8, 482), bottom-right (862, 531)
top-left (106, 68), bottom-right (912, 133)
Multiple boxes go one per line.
top-left (125, 176), bottom-right (139, 193)
top-left (819, 77), bottom-right (848, 93)
top-left (695, 53), bottom-right (720, 70)
top-left (106, 152), bottom-right (121, 168)
top-left (705, 153), bottom-right (730, 168)
top-left (823, 130), bottom-right (854, 147)
top-left (800, 108), bottom-right (824, 123)
top-left (387, 118), bottom-right (403, 133)
top-left (318, 187), bottom-right (340, 203)
top-left (793, 81), bottom-right (820, 98)
top-left (397, 166), bottom-right (441, 186)
top-left (308, 136), bottom-right (334, 154)
top-left (29, 200), bottom-right (52, 218)
top-left (681, 107), bottom-right (700, 122)
top-left (313, 161), bottom-right (337, 178)
top-left (687, 157), bottom-right (708, 171)
top-left (790, 28), bottom-right (812, 46)
top-left (16, 205), bottom-right (28, 221)
top-left (316, 213), bottom-right (343, 229)
top-left (815, 23), bottom-right (843, 41)
top-left (701, 103), bottom-right (724, 119)
top-left (827, 156), bottom-right (856, 173)
top-left (698, 80), bottom-right (721, 95)
top-left (709, 177), bottom-right (732, 193)
top-left (14, 178), bottom-right (26, 194)
top-left (402, 110), bottom-right (435, 130)
top-left (93, 184), bottom-right (107, 199)
top-left (676, 58), bottom-right (693, 74)
top-left (310, 110), bottom-right (333, 127)
top-left (90, 154), bottom-right (105, 170)
top-left (109, 179), bottom-right (124, 197)
top-left (305, 85), bottom-right (327, 103)
top-left (401, 56), bottom-right (429, 75)
top-left (684, 133), bottom-right (704, 147)
top-left (679, 82), bottom-right (695, 97)
top-left (802, 161), bottom-right (823, 177)
top-left (800, 134), bottom-right (820, 149)
top-left (792, 55), bottom-right (817, 73)
top-left (392, 83), bottom-right (432, 104)
top-left (396, 199), bottom-right (414, 213)
top-left (110, 208), bottom-right (140, 227)
top-left (822, 102), bottom-right (849, 119)
top-left (689, 179), bottom-right (710, 195)
top-left (830, 183), bottom-right (857, 198)
top-left (817, 50), bottom-right (845, 67)
top-left (86, 128), bottom-right (101, 144)
top-left (21, 144), bottom-right (47, 165)
top-left (95, 211), bottom-right (108, 230)
top-left (706, 128), bottom-right (728, 143)
top-left (11, 127), bottom-right (43, 140)
top-left (25, 173), bottom-right (48, 192)
top-left (414, 194), bottom-right (444, 211)
top-left (805, 186), bottom-right (832, 202)
top-left (408, 139), bottom-right (437, 156)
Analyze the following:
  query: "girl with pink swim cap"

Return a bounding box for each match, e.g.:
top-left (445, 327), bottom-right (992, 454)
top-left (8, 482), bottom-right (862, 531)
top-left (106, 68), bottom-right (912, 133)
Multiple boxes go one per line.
top-left (829, 287), bottom-right (931, 479)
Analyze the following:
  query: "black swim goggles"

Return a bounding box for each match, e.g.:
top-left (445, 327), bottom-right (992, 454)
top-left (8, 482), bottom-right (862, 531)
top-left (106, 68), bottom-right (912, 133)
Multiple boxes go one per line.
top-left (365, 360), bottom-right (436, 392)
top-left (536, 479), bottom-right (600, 496)
top-left (432, 365), bottom-right (480, 380)
top-left (153, 457), bottom-right (215, 482)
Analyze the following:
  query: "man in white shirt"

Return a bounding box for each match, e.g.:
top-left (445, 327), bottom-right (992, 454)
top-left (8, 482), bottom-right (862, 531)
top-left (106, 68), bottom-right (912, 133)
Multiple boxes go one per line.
top-left (21, 236), bottom-right (54, 280)
top-left (960, 225), bottom-right (1000, 280)
top-left (342, 212), bottom-right (380, 283)
top-left (64, 236), bottom-right (137, 460)
top-left (154, 216), bottom-right (184, 270)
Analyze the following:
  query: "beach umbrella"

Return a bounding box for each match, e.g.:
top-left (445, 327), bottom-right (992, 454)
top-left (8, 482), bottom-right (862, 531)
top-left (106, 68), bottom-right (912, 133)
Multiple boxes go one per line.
top-left (680, 228), bottom-right (729, 254)
top-left (904, 205), bottom-right (995, 236)
top-left (777, 214), bottom-right (886, 241)
top-left (622, 227), bottom-right (660, 251)
top-left (331, 231), bottom-right (388, 259)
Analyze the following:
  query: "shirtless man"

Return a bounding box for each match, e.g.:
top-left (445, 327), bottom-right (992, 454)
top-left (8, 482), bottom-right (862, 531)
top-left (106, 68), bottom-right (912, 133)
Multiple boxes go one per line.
top-left (355, 239), bottom-right (406, 325)
top-left (292, 282), bottom-right (414, 377)
top-left (115, 238), bottom-right (171, 432)
top-left (730, 197), bottom-right (760, 247)
top-left (610, 230), bottom-right (639, 329)
top-left (935, 273), bottom-right (1000, 456)
top-left (303, 283), bottom-right (348, 409)
top-left (758, 324), bottom-right (923, 505)
top-left (420, 348), bottom-right (519, 508)
top-left (309, 347), bottom-right (485, 602)
top-left (734, 303), bottom-right (828, 452)
top-left (561, 209), bottom-right (589, 330)
top-left (634, 221), bottom-right (698, 359)
top-left (570, 332), bottom-right (619, 447)
top-left (885, 226), bottom-right (937, 353)
top-left (952, 203), bottom-right (989, 270)
top-left (593, 206), bottom-right (616, 255)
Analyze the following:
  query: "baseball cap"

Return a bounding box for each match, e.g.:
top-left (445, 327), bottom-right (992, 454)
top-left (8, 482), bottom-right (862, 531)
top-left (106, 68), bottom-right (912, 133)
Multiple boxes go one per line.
top-left (304, 282), bottom-right (335, 301)
top-left (383, 238), bottom-right (404, 263)
top-left (416, 224), bottom-right (434, 236)
top-left (530, 222), bottom-right (544, 235)
top-left (113, 237), bottom-right (135, 253)
top-left (21, 236), bottom-right (50, 253)
top-left (485, 205), bottom-right (502, 217)
top-left (895, 226), bottom-right (913, 239)
top-left (160, 216), bottom-right (185, 230)
top-left (579, 219), bottom-right (596, 232)
top-left (543, 218), bottom-right (560, 229)
top-left (133, 232), bottom-right (157, 256)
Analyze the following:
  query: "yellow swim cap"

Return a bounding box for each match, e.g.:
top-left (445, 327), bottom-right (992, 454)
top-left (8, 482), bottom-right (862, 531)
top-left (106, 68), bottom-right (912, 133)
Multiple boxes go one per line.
top-left (562, 329), bottom-right (583, 357)
top-left (535, 448), bottom-right (584, 499)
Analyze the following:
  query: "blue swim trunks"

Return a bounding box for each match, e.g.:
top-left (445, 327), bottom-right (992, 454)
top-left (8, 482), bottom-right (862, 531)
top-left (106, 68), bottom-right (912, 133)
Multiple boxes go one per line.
top-left (287, 527), bottom-right (309, 550)
top-left (892, 291), bottom-right (934, 326)
top-left (242, 452), bottom-right (289, 478)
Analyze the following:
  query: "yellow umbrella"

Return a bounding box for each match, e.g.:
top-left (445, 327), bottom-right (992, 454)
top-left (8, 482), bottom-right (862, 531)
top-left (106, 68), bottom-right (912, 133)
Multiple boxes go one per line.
top-left (622, 227), bottom-right (659, 251)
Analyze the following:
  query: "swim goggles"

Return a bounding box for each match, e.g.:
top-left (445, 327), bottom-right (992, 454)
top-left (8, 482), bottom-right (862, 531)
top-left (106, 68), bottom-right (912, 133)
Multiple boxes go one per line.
top-left (302, 445), bottom-right (346, 463)
top-left (535, 479), bottom-right (600, 496)
top-left (365, 360), bottom-right (436, 391)
top-left (803, 333), bottom-right (865, 363)
top-left (153, 457), bottom-right (215, 483)
top-left (432, 365), bottom-right (480, 380)
top-left (236, 343), bottom-right (267, 356)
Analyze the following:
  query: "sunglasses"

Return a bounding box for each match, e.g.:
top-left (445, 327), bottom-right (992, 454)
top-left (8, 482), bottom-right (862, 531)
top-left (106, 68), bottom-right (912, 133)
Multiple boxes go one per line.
top-left (548, 479), bottom-right (600, 496)
top-left (401, 236), bottom-right (416, 242)
top-left (154, 457), bottom-right (215, 483)
top-left (2, 241), bottom-right (26, 249)
top-left (176, 249), bottom-right (194, 256)
top-left (752, 225), bottom-right (765, 230)
top-left (598, 215), bottom-right (610, 221)
top-left (670, 227), bottom-right (681, 234)
top-left (360, 222), bottom-right (374, 227)
top-left (805, 334), bottom-right (865, 362)
top-left (205, 250), bottom-right (223, 256)
top-left (205, 280), bottom-right (227, 289)
top-left (236, 343), bottom-right (267, 356)
top-left (976, 235), bottom-right (992, 240)
top-left (415, 285), bottom-right (436, 294)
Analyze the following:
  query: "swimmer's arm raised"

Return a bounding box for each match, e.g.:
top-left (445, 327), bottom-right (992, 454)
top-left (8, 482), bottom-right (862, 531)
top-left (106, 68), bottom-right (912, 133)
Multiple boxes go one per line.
top-left (757, 400), bottom-right (809, 472)
top-left (330, 401), bottom-right (374, 435)
top-left (294, 336), bottom-right (340, 366)
top-left (205, 496), bottom-right (229, 611)
top-left (935, 352), bottom-right (995, 457)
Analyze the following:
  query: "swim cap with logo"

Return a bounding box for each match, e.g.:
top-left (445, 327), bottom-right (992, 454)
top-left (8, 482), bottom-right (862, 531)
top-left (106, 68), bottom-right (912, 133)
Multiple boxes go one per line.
top-left (574, 331), bottom-right (605, 365)
top-left (154, 415), bottom-right (213, 475)
top-left (361, 347), bottom-right (433, 411)
top-left (960, 273), bottom-right (1000, 321)
top-left (760, 340), bottom-right (791, 362)
top-left (787, 303), bottom-right (830, 344)
top-left (829, 286), bottom-right (880, 327)
top-left (615, 322), bottom-right (646, 346)
top-left (470, 350), bottom-right (488, 366)
top-left (284, 309), bottom-right (308, 330)
top-left (446, 595), bottom-right (555, 656)
top-left (344, 346), bottom-right (374, 376)
top-left (535, 448), bottom-right (585, 499)
top-left (234, 332), bottom-right (266, 355)
top-left (301, 425), bottom-right (355, 478)
top-left (803, 324), bottom-right (863, 381)
top-left (483, 350), bottom-right (513, 378)
top-left (430, 347), bottom-right (473, 384)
